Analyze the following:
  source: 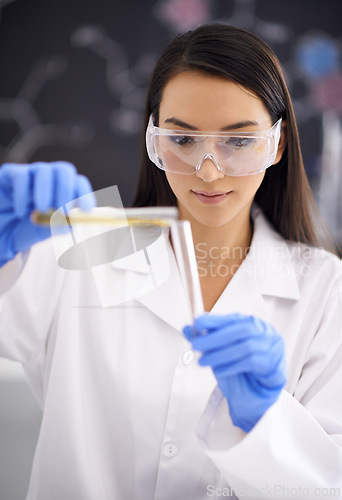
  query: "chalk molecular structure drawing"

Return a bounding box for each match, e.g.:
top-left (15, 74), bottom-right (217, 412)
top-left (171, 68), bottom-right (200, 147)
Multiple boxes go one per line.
top-left (0, 54), bottom-right (94, 164)
top-left (72, 24), bottom-right (158, 137)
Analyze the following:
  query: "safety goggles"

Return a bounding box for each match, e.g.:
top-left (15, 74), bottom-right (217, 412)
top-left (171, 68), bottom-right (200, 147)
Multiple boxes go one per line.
top-left (146, 115), bottom-right (282, 176)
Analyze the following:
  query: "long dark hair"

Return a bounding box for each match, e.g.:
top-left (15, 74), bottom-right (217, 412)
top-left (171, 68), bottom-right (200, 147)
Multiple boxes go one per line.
top-left (132, 24), bottom-right (326, 248)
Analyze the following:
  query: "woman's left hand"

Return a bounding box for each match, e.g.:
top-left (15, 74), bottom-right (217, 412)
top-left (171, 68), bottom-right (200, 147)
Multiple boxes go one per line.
top-left (183, 313), bottom-right (287, 432)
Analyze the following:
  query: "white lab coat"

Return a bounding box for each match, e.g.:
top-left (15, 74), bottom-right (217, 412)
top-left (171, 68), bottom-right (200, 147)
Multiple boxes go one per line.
top-left (0, 206), bottom-right (341, 500)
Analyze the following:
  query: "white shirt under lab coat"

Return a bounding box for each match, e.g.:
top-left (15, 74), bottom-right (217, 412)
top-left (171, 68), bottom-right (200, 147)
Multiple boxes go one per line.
top-left (0, 206), bottom-right (341, 500)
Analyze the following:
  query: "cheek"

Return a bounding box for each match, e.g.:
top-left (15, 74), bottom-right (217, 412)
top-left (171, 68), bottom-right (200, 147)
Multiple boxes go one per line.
top-left (234, 172), bottom-right (265, 196)
top-left (165, 172), bottom-right (189, 197)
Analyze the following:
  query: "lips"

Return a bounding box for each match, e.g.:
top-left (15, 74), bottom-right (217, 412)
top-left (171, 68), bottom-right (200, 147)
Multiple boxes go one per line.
top-left (193, 191), bottom-right (228, 196)
top-left (192, 190), bottom-right (231, 205)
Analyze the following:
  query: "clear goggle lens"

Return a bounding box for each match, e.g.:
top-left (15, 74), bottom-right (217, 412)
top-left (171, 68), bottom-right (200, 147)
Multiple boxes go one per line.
top-left (146, 115), bottom-right (282, 176)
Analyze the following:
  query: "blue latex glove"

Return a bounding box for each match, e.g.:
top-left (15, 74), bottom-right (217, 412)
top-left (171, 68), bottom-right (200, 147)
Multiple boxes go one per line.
top-left (0, 162), bottom-right (95, 267)
top-left (183, 313), bottom-right (287, 432)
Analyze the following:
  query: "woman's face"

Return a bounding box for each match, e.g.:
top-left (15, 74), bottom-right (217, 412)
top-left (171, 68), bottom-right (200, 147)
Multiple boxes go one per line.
top-left (158, 71), bottom-right (285, 229)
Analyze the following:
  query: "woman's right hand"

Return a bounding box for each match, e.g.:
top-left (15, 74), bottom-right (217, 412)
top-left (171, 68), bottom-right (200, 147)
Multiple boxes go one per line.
top-left (0, 161), bottom-right (95, 267)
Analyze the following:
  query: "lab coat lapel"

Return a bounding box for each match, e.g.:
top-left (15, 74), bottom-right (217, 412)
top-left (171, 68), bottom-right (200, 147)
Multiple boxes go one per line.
top-left (89, 227), bottom-right (192, 332)
top-left (249, 206), bottom-right (300, 301)
top-left (211, 207), bottom-right (300, 319)
top-left (136, 242), bottom-right (193, 332)
top-left (211, 261), bottom-right (270, 320)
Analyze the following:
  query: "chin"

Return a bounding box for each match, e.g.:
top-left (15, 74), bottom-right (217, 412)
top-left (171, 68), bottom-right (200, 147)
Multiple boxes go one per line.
top-left (192, 211), bottom-right (235, 228)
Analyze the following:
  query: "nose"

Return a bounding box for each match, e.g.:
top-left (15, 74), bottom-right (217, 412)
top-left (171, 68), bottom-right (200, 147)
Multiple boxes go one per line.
top-left (195, 154), bottom-right (225, 182)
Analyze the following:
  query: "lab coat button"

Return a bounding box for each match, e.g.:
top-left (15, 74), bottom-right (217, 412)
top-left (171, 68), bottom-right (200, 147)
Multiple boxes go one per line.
top-left (182, 349), bottom-right (194, 365)
top-left (162, 442), bottom-right (178, 458)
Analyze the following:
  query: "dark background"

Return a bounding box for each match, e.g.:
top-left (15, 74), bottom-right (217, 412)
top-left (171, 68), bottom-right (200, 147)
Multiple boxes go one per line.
top-left (0, 0), bottom-right (341, 210)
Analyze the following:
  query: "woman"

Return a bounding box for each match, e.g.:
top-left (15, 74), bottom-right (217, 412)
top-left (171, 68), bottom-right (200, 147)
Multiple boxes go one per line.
top-left (0, 24), bottom-right (341, 500)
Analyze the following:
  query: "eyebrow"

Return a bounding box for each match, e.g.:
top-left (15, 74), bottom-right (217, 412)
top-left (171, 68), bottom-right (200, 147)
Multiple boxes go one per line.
top-left (164, 117), bottom-right (260, 131)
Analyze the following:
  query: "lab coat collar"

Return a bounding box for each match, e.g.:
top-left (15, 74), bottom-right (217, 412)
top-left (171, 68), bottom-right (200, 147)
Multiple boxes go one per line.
top-left (211, 206), bottom-right (300, 319)
top-left (89, 225), bottom-right (192, 332)
top-left (136, 243), bottom-right (193, 332)
top-left (248, 205), bottom-right (301, 301)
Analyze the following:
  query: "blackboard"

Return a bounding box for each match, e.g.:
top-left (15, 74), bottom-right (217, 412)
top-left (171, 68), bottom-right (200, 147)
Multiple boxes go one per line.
top-left (0, 0), bottom-right (341, 211)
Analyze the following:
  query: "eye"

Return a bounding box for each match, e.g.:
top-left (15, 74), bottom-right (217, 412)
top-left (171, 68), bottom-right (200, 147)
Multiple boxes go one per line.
top-left (225, 137), bottom-right (256, 149)
top-left (169, 135), bottom-right (196, 146)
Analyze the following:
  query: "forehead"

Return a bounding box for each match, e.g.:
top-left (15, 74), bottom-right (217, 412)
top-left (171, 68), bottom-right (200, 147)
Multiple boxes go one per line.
top-left (159, 71), bottom-right (271, 129)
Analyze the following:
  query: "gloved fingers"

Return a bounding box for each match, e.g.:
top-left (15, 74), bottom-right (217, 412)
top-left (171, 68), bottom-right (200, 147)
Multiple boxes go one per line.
top-left (183, 317), bottom-right (241, 342)
top-left (193, 313), bottom-right (246, 333)
top-left (33, 163), bottom-right (54, 213)
top-left (255, 340), bottom-right (287, 387)
top-left (189, 318), bottom-right (265, 352)
top-left (11, 165), bottom-right (33, 217)
top-left (189, 314), bottom-right (265, 341)
top-left (198, 336), bottom-right (274, 369)
top-left (74, 174), bottom-right (96, 211)
top-left (212, 353), bottom-right (270, 378)
top-left (32, 161), bottom-right (95, 212)
top-left (256, 362), bottom-right (287, 389)
top-left (0, 164), bottom-right (32, 216)
top-left (0, 163), bottom-right (17, 189)
top-left (183, 325), bottom-right (193, 341)
top-left (53, 161), bottom-right (77, 209)
top-left (212, 344), bottom-right (286, 384)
